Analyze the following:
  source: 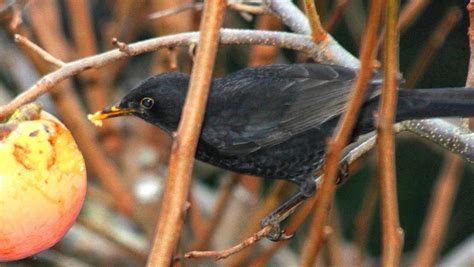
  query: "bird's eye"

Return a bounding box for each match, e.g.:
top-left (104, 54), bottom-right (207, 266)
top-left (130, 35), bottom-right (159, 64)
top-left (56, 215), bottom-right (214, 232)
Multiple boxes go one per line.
top-left (140, 97), bottom-right (154, 109)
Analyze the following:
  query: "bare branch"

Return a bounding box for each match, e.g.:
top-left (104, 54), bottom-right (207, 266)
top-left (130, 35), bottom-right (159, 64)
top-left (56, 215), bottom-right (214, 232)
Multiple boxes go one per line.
top-left (184, 225), bottom-right (273, 260)
top-left (299, 0), bottom-right (384, 264)
top-left (264, 0), bottom-right (360, 68)
top-left (146, 1), bottom-right (226, 265)
top-left (0, 29), bottom-right (340, 120)
top-left (14, 34), bottom-right (65, 67)
top-left (302, 0), bottom-right (327, 42)
top-left (377, 0), bottom-right (404, 265)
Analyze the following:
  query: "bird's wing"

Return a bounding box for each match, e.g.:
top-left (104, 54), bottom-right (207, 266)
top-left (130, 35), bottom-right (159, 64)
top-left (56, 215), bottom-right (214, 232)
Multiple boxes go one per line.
top-left (202, 64), bottom-right (379, 155)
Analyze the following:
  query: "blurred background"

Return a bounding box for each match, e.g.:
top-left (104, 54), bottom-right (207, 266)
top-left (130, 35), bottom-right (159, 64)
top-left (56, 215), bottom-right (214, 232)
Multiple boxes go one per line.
top-left (0, 0), bottom-right (473, 266)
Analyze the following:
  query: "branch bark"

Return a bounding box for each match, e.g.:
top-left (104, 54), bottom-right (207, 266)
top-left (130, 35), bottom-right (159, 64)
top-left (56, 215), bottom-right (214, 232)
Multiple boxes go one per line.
top-left (299, 0), bottom-right (384, 265)
top-left (0, 29), bottom-right (338, 120)
top-left (146, 1), bottom-right (226, 265)
top-left (377, 0), bottom-right (404, 265)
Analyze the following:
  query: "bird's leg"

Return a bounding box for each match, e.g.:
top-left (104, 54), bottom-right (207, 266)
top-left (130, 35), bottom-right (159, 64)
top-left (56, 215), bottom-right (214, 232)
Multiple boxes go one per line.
top-left (260, 159), bottom-right (351, 241)
top-left (260, 177), bottom-right (316, 241)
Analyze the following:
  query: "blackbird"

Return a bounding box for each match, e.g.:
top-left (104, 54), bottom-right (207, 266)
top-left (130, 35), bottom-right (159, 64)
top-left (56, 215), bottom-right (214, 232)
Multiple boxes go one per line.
top-left (89, 63), bottom-right (474, 239)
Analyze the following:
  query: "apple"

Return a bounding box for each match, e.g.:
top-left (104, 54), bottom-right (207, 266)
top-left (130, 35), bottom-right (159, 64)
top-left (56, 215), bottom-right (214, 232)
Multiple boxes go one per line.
top-left (0, 104), bottom-right (87, 261)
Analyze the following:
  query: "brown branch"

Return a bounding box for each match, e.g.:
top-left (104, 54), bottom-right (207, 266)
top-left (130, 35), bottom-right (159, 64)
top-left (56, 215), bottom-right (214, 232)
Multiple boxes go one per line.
top-left (264, 0), bottom-right (360, 68)
top-left (227, 180), bottom-right (287, 265)
top-left (409, 154), bottom-right (463, 267)
top-left (190, 174), bottom-right (239, 251)
top-left (354, 175), bottom-right (379, 267)
top-left (187, 191), bottom-right (206, 236)
top-left (324, 207), bottom-right (343, 267)
top-left (323, 0), bottom-right (349, 32)
top-left (65, 0), bottom-right (110, 113)
top-left (303, 0), bottom-right (328, 42)
top-left (0, 0), bottom-right (28, 31)
top-left (76, 217), bottom-right (148, 263)
top-left (25, 0), bottom-right (134, 215)
top-left (398, 0), bottom-right (431, 33)
top-left (146, 0), bottom-right (226, 266)
top-left (377, 0), bottom-right (404, 266)
top-left (299, 0), bottom-right (384, 265)
top-left (14, 34), bottom-right (65, 67)
top-left (405, 7), bottom-right (462, 88)
top-left (184, 225), bottom-right (273, 260)
top-left (410, 3), bottom-right (474, 266)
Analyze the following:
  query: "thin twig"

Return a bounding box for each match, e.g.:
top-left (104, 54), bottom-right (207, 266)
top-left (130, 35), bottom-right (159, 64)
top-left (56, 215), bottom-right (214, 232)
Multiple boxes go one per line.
top-left (190, 175), bottom-right (239, 251)
top-left (0, 29), bottom-right (346, 120)
top-left (76, 217), bottom-right (148, 263)
top-left (228, 3), bottom-right (269, 15)
top-left (187, 191), bottom-right (207, 236)
top-left (148, 2), bottom-right (203, 20)
top-left (0, 0), bottom-right (28, 31)
top-left (377, 0), bottom-right (404, 265)
top-left (323, 0), bottom-right (349, 32)
top-left (146, 1), bottom-right (226, 266)
top-left (299, 0), bottom-right (384, 265)
top-left (324, 206), bottom-right (343, 267)
top-left (14, 34), bottom-right (64, 67)
top-left (65, 0), bottom-right (110, 113)
top-left (398, 0), bottom-right (431, 33)
top-left (264, 0), bottom-right (360, 68)
top-left (409, 154), bottom-right (463, 267)
top-left (148, 2), bottom-right (268, 21)
top-left (26, 0), bottom-right (134, 215)
top-left (410, 3), bottom-right (474, 266)
top-left (184, 225), bottom-right (273, 260)
top-left (227, 180), bottom-right (287, 266)
top-left (354, 175), bottom-right (379, 267)
top-left (405, 7), bottom-right (462, 88)
top-left (303, 0), bottom-right (327, 42)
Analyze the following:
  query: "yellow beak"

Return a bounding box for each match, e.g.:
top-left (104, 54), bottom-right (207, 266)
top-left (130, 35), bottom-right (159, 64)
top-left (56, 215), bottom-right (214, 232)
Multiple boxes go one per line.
top-left (87, 105), bottom-right (136, 127)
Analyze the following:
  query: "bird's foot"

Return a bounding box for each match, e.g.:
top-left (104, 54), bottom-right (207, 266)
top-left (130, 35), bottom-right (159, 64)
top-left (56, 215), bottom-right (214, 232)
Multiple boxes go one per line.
top-left (262, 220), bottom-right (294, 241)
top-left (259, 191), bottom-right (308, 241)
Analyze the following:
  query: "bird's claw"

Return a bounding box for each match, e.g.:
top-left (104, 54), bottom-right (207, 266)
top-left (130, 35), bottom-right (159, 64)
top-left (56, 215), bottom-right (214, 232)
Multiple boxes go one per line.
top-left (262, 220), bottom-right (294, 241)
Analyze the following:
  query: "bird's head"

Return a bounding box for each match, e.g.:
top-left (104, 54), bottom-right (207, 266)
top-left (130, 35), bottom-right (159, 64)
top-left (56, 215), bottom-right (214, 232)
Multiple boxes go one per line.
top-left (88, 72), bottom-right (190, 133)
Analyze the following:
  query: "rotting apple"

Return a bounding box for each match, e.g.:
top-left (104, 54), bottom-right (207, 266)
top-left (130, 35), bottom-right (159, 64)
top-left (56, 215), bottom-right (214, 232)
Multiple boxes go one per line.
top-left (0, 103), bottom-right (87, 262)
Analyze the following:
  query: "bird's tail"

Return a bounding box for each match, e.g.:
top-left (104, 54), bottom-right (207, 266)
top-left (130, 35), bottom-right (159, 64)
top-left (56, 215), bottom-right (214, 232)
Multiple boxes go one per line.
top-left (353, 87), bottom-right (474, 137)
top-left (395, 87), bottom-right (474, 122)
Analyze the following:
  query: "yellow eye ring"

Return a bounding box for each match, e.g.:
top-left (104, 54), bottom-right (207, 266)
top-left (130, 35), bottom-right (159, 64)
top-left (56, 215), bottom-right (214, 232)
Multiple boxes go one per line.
top-left (140, 97), bottom-right (154, 109)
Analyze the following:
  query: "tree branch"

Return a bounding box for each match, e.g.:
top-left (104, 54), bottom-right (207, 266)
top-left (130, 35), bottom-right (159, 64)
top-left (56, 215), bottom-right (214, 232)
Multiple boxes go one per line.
top-left (146, 1), bottom-right (226, 265)
top-left (377, 0), bottom-right (404, 265)
top-left (299, 0), bottom-right (384, 264)
top-left (0, 29), bottom-right (340, 120)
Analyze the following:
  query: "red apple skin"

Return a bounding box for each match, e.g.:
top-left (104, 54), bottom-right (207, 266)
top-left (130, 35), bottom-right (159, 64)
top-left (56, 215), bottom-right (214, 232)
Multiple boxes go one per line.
top-left (0, 110), bottom-right (87, 262)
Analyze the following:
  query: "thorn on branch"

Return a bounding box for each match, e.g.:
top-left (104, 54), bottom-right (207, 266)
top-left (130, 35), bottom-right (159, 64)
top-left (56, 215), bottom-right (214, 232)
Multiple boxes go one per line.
top-left (167, 48), bottom-right (178, 71)
top-left (112, 38), bottom-right (133, 55)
